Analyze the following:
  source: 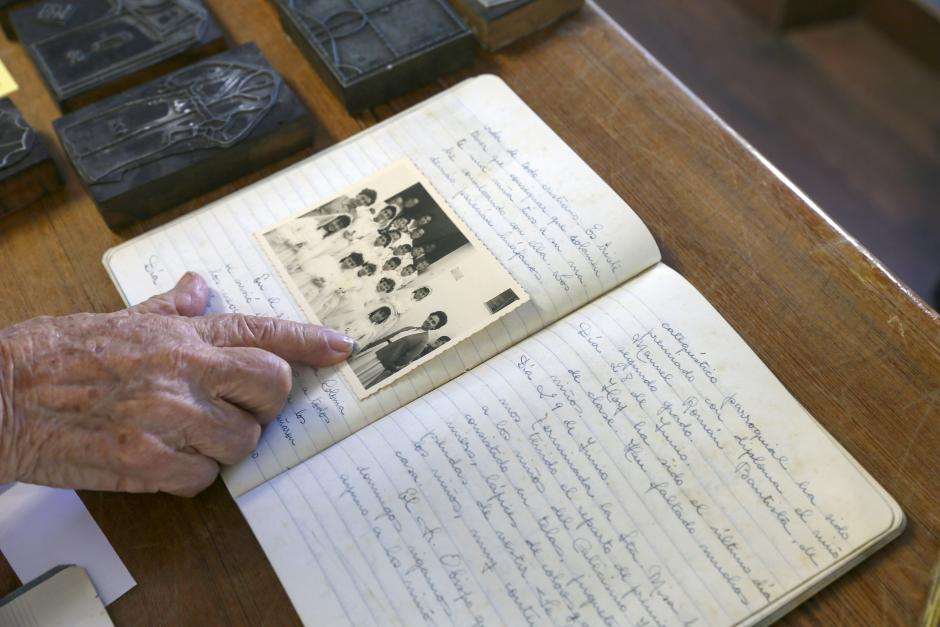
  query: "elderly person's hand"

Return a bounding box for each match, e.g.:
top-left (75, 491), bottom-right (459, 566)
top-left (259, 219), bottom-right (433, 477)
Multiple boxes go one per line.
top-left (0, 272), bottom-right (354, 497)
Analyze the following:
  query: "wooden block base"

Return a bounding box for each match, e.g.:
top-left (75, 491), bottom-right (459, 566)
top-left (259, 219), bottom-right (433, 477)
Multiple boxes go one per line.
top-left (0, 98), bottom-right (61, 216)
top-left (54, 44), bottom-right (317, 230)
top-left (447, 0), bottom-right (584, 50)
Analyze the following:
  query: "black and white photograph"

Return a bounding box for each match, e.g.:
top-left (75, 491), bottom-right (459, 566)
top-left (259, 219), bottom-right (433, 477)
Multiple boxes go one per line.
top-left (257, 160), bottom-right (528, 398)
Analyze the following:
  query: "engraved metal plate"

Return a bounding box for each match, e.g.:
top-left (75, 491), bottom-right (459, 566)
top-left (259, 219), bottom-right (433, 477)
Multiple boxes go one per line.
top-left (20, 0), bottom-right (213, 101)
top-left (15, 0), bottom-right (116, 39)
top-left (36, 2), bottom-right (78, 26)
top-left (58, 57), bottom-right (281, 183)
top-left (0, 100), bottom-right (35, 170)
top-left (282, 0), bottom-right (469, 83)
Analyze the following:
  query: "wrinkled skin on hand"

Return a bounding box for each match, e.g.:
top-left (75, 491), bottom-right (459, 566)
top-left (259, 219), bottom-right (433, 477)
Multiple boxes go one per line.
top-left (0, 273), bottom-right (354, 496)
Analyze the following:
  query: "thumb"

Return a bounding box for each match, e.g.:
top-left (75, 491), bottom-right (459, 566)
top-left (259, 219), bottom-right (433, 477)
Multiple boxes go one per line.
top-left (127, 272), bottom-right (209, 317)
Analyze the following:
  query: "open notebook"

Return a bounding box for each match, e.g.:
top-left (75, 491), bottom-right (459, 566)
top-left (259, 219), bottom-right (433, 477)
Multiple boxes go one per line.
top-left (105, 75), bottom-right (902, 626)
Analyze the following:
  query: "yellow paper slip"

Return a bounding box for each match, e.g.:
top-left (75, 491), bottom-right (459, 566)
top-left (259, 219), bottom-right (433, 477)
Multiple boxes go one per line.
top-left (0, 58), bottom-right (18, 98)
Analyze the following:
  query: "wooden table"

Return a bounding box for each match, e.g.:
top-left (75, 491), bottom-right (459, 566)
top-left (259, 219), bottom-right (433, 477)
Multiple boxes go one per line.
top-left (1, 1), bottom-right (938, 624)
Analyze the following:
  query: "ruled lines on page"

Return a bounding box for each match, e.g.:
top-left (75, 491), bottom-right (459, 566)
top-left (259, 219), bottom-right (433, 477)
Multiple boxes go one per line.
top-left (238, 264), bottom-right (899, 627)
top-left (105, 76), bottom-right (661, 496)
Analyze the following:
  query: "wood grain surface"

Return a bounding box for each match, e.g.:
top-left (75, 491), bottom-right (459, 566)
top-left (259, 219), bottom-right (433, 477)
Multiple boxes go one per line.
top-left (0, 1), bottom-right (937, 625)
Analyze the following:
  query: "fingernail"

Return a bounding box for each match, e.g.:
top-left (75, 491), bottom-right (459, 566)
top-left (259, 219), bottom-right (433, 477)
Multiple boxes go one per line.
top-left (324, 329), bottom-right (356, 355)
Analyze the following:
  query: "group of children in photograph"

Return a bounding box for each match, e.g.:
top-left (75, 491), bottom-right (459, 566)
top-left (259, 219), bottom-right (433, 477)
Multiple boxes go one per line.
top-left (264, 187), bottom-right (453, 389)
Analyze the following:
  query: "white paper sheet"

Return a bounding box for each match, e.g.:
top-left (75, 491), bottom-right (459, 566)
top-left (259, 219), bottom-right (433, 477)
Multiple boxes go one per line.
top-left (0, 484), bottom-right (136, 606)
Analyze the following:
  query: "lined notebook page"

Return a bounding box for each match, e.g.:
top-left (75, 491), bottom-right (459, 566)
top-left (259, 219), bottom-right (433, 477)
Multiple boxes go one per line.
top-left (238, 263), bottom-right (901, 626)
top-left (104, 75), bottom-right (661, 496)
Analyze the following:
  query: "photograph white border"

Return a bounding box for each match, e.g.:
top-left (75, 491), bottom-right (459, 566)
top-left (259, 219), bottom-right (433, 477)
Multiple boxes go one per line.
top-left (255, 159), bottom-right (530, 399)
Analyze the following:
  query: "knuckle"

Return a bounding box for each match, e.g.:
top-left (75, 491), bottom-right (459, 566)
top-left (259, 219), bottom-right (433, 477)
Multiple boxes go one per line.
top-left (202, 347), bottom-right (230, 372)
top-left (159, 338), bottom-right (207, 370)
top-left (240, 315), bottom-right (279, 345)
top-left (236, 422), bottom-right (262, 458)
top-left (112, 432), bottom-right (165, 476)
top-left (136, 295), bottom-right (175, 316)
top-left (171, 455), bottom-right (219, 497)
top-left (137, 478), bottom-right (164, 494)
top-left (171, 484), bottom-right (199, 498)
top-left (165, 345), bottom-right (193, 369)
top-left (216, 421), bottom-right (260, 465)
top-left (248, 352), bottom-right (291, 421)
top-left (304, 324), bottom-right (328, 348)
top-left (113, 475), bottom-right (155, 494)
top-left (193, 405), bottom-right (228, 438)
top-left (268, 354), bottom-right (293, 398)
top-left (196, 459), bottom-right (220, 487)
top-left (220, 348), bottom-right (292, 401)
top-left (178, 471), bottom-right (218, 497)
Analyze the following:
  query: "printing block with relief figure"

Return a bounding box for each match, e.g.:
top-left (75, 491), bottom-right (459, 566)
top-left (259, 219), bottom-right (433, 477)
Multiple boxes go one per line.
top-left (446, 0), bottom-right (583, 51)
top-left (276, 0), bottom-right (474, 113)
top-left (54, 43), bottom-right (317, 230)
top-left (12, 0), bottom-right (227, 111)
top-left (0, 99), bottom-right (62, 217)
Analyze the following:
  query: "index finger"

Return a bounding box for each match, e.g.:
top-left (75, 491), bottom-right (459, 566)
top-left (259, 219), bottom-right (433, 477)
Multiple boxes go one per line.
top-left (191, 314), bottom-right (355, 368)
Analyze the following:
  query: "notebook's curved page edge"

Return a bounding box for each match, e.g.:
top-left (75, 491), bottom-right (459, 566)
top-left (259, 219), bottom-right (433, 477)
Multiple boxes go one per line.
top-left (743, 413), bottom-right (905, 626)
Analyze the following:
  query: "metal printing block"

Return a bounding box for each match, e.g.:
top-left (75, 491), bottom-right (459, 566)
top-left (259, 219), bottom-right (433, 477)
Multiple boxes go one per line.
top-left (0, 98), bottom-right (62, 217)
top-left (54, 43), bottom-right (317, 230)
top-left (276, 0), bottom-right (475, 113)
top-left (12, 0), bottom-right (227, 111)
